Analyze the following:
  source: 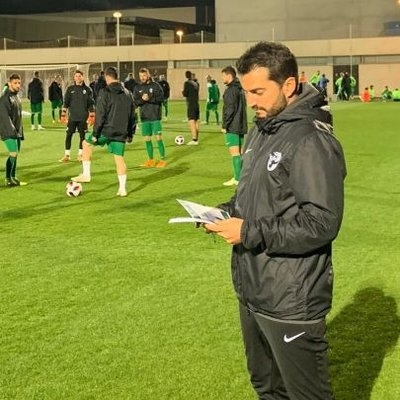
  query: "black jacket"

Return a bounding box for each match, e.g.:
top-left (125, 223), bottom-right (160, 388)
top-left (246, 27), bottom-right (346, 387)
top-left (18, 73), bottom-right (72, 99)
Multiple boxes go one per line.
top-left (159, 79), bottom-right (170, 100)
top-left (182, 79), bottom-right (199, 106)
top-left (133, 79), bottom-right (164, 121)
top-left (219, 84), bottom-right (346, 320)
top-left (63, 83), bottom-right (94, 121)
top-left (124, 78), bottom-right (137, 94)
top-left (222, 78), bottom-right (247, 135)
top-left (0, 88), bottom-right (24, 140)
top-left (48, 81), bottom-right (63, 103)
top-left (27, 77), bottom-right (44, 103)
top-left (93, 82), bottom-right (136, 142)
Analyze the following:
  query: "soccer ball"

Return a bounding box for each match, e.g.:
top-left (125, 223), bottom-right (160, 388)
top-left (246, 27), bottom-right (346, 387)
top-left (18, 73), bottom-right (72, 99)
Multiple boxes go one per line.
top-left (174, 135), bottom-right (185, 145)
top-left (66, 181), bottom-right (83, 197)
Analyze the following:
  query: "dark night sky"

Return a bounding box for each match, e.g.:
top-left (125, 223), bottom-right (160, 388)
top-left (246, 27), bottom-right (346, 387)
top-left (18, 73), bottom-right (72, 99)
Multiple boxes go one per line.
top-left (0, 1), bottom-right (214, 15)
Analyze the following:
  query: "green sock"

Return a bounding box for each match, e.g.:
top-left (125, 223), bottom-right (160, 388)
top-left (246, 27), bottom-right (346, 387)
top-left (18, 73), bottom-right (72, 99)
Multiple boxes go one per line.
top-left (11, 156), bottom-right (17, 178)
top-left (30, 113), bottom-right (34, 125)
top-left (52, 109), bottom-right (55, 120)
top-left (145, 141), bottom-right (154, 159)
top-left (6, 156), bottom-right (16, 179)
top-left (232, 155), bottom-right (242, 181)
top-left (38, 113), bottom-right (42, 124)
top-left (206, 110), bottom-right (210, 123)
top-left (215, 111), bottom-right (219, 124)
top-left (165, 105), bottom-right (168, 118)
top-left (157, 139), bottom-right (165, 159)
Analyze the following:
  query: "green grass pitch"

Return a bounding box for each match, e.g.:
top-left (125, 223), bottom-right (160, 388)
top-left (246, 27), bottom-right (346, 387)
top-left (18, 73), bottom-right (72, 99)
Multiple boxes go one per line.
top-left (0, 100), bottom-right (399, 399)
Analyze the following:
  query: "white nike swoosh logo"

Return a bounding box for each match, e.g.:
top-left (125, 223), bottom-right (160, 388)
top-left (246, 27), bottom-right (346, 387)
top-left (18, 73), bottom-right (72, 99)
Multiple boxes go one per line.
top-left (283, 332), bottom-right (306, 343)
top-left (245, 148), bottom-right (253, 154)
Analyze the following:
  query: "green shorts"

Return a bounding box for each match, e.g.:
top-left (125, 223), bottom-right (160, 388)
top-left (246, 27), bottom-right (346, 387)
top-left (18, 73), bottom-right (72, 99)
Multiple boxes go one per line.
top-left (85, 133), bottom-right (125, 156)
top-left (206, 102), bottom-right (218, 111)
top-left (225, 132), bottom-right (244, 148)
top-left (51, 100), bottom-right (62, 109)
top-left (141, 120), bottom-right (162, 136)
top-left (3, 138), bottom-right (20, 153)
top-left (30, 102), bottom-right (43, 113)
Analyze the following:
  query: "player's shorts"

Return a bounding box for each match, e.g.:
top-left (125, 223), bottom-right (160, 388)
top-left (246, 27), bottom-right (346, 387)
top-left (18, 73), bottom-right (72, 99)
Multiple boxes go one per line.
top-left (206, 102), bottom-right (218, 111)
top-left (225, 132), bottom-right (244, 148)
top-left (141, 120), bottom-right (162, 136)
top-left (85, 132), bottom-right (125, 156)
top-left (51, 100), bottom-right (62, 109)
top-left (3, 138), bottom-right (20, 153)
top-left (187, 104), bottom-right (200, 120)
top-left (30, 102), bottom-right (43, 113)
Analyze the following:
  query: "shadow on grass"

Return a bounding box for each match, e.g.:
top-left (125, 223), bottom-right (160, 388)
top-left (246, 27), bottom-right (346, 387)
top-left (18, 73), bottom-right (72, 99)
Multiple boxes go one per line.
top-left (328, 287), bottom-right (399, 400)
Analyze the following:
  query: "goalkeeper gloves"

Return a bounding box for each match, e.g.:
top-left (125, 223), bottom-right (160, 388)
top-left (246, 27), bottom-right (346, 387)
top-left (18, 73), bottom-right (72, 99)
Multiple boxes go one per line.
top-left (87, 112), bottom-right (95, 126)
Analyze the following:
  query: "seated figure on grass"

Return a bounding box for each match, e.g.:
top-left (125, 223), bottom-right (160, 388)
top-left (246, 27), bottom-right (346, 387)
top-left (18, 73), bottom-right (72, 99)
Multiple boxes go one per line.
top-left (71, 66), bottom-right (136, 197)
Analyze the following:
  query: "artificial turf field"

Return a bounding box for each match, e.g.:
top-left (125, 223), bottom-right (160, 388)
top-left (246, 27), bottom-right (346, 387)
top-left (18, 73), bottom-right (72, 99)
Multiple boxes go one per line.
top-left (0, 100), bottom-right (399, 399)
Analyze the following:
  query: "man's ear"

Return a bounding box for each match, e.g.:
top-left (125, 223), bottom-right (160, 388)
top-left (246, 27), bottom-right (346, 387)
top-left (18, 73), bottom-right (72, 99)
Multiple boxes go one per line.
top-left (283, 77), bottom-right (297, 98)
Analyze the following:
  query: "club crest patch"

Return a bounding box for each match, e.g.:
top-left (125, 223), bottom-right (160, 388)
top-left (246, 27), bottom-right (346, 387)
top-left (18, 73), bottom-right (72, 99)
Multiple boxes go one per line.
top-left (267, 151), bottom-right (282, 171)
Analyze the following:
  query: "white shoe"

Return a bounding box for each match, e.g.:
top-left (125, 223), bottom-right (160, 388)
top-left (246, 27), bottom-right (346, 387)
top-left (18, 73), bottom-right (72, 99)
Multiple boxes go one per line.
top-left (187, 140), bottom-right (199, 146)
top-left (71, 174), bottom-right (91, 183)
top-left (31, 125), bottom-right (36, 130)
top-left (37, 125), bottom-right (45, 130)
top-left (223, 178), bottom-right (239, 186)
top-left (116, 190), bottom-right (127, 197)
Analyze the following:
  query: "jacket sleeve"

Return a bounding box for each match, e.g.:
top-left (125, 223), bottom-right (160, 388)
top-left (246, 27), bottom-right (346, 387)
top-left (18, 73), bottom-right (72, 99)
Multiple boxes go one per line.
top-left (0, 97), bottom-right (15, 138)
top-left (133, 86), bottom-right (144, 107)
top-left (222, 87), bottom-right (238, 130)
top-left (241, 132), bottom-right (346, 255)
top-left (87, 86), bottom-right (95, 112)
top-left (93, 91), bottom-right (107, 136)
top-left (63, 88), bottom-right (71, 109)
top-left (182, 81), bottom-right (188, 98)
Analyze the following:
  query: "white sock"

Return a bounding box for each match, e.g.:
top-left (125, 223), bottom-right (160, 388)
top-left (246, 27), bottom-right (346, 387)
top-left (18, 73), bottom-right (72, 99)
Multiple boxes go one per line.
top-left (65, 150), bottom-right (71, 156)
top-left (82, 161), bottom-right (91, 177)
top-left (118, 174), bottom-right (127, 191)
top-left (78, 149), bottom-right (83, 156)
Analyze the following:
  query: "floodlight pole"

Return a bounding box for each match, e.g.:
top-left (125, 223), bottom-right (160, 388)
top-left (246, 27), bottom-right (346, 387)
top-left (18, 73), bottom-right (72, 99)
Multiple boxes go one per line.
top-left (113, 11), bottom-right (122, 73)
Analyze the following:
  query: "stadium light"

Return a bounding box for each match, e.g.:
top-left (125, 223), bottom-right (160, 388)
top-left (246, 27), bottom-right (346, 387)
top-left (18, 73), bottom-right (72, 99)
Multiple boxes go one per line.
top-left (113, 11), bottom-right (122, 47)
top-left (176, 30), bottom-right (183, 44)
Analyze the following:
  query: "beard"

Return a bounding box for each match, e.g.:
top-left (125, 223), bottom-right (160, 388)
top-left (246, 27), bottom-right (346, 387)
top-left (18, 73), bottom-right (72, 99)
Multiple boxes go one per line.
top-left (255, 90), bottom-right (288, 120)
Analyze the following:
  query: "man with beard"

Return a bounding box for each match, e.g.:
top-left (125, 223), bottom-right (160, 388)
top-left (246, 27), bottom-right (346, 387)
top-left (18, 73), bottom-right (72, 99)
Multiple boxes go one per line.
top-left (0, 73), bottom-right (27, 186)
top-left (59, 70), bottom-right (95, 162)
top-left (133, 68), bottom-right (166, 168)
top-left (205, 41), bottom-right (346, 400)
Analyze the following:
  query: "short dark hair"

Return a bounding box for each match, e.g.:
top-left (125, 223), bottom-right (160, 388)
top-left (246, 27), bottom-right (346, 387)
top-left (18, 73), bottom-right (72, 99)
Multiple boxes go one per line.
top-left (105, 66), bottom-right (118, 79)
top-left (221, 66), bottom-right (236, 78)
top-left (139, 68), bottom-right (150, 75)
top-left (236, 41), bottom-right (298, 87)
top-left (185, 70), bottom-right (192, 79)
top-left (34, 71), bottom-right (39, 77)
top-left (74, 69), bottom-right (84, 76)
top-left (9, 73), bottom-right (21, 81)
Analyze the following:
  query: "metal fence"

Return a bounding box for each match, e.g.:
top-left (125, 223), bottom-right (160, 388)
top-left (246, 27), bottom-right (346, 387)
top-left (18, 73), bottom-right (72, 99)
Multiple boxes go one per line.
top-left (0, 31), bottom-right (216, 50)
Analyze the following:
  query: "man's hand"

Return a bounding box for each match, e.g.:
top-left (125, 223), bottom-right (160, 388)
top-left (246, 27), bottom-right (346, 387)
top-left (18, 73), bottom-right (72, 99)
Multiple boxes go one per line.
top-left (221, 128), bottom-right (227, 134)
top-left (204, 218), bottom-right (243, 245)
top-left (87, 112), bottom-right (95, 126)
